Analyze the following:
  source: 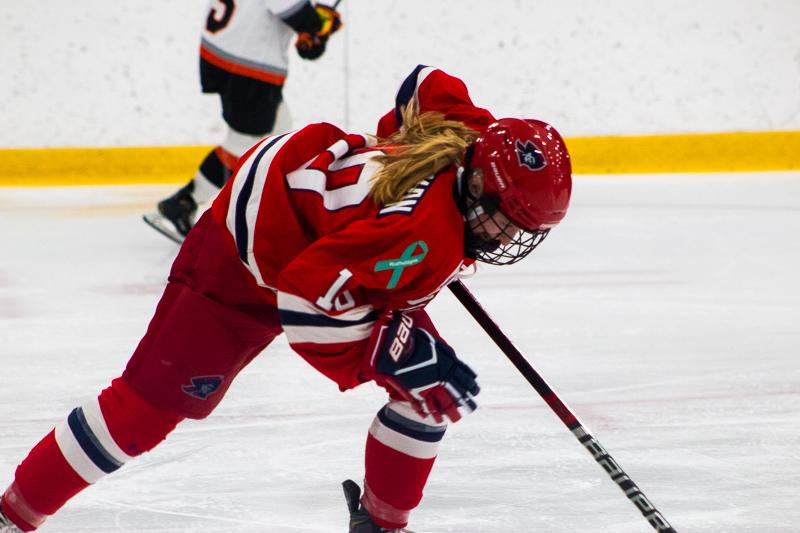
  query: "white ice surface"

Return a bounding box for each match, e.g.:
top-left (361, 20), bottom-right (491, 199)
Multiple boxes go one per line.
top-left (1, 173), bottom-right (799, 532)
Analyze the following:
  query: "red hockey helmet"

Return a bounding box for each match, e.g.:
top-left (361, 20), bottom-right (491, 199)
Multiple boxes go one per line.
top-left (470, 118), bottom-right (572, 232)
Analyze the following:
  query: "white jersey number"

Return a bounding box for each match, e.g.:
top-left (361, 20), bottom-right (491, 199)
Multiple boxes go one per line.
top-left (285, 138), bottom-right (380, 212)
top-left (316, 269), bottom-right (356, 312)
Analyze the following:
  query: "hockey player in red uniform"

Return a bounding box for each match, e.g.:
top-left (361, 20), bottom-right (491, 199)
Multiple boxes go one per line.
top-left (0, 65), bottom-right (571, 533)
top-left (144, 0), bottom-right (343, 243)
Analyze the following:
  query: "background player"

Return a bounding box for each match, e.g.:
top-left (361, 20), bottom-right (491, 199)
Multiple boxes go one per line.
top-left (0, 66), bottom-right (571, 532)
top-left (144, 0), bottom-right (343, 243)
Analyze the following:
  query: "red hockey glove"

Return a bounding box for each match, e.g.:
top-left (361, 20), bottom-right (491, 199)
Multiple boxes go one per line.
top-left (363, 312), bottom-right (480, 423)
top-left (295, 4), bottom-right (342, 60)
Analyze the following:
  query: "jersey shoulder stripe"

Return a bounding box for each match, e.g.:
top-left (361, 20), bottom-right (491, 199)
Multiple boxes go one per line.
top-left (393, 64), bottom-right (436, 127)
top-left (226, 132), bottom-right (294, 286)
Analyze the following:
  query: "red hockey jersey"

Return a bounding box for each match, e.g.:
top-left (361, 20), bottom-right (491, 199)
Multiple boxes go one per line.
top-left (210, 66), bottom-right (495, 390)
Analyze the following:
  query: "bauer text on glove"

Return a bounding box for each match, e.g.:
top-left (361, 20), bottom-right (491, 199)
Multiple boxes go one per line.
top-left (363, 312), bottom-right (480, 423)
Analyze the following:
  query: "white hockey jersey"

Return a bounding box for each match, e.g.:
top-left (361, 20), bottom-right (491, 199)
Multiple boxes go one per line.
top-left (201, 0), bottom-right (309, 85)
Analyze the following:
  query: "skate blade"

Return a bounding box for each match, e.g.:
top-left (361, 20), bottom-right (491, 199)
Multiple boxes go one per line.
top-left (142, 212), bottom-right (184, 244)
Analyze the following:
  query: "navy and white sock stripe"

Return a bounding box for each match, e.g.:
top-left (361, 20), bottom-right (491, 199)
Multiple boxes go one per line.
top-left (278, 292), bottom-right (377, 344)
top-left (393, 64), bottom-right (435, 126)
top-left (377, 404), bottom-right (446, 443)
top-left (369, 401), bottom-right (447, 460)
top-left (66, 408), bottom-right (123, 474)
top-left (54, 399), bottom-right (133, 484)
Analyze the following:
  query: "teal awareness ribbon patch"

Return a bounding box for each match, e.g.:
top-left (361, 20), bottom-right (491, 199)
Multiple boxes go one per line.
top-left (374, 240), bottom-right (429, 289)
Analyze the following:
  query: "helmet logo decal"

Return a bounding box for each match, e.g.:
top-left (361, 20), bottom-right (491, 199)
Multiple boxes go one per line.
top-left (515, 140), bottom-right (547, 171)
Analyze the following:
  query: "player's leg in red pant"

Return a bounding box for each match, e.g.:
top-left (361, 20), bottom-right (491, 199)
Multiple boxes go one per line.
top-left (1, 214), bottom-right (283, 531)
top-left (0, 284), bottom-right (281, 531)
top-left (1, 378), bottom-right (182, 531)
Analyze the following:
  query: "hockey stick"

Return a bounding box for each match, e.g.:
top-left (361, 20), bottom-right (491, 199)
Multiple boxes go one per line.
top-left (447, 280), bottom-right (677, 532)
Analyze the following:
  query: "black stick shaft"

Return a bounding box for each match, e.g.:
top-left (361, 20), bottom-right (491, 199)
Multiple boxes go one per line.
top-left (448, 280), bottom-right (677, 532)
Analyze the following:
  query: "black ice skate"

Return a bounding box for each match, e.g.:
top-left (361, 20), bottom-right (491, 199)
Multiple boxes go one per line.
top-left (0, 509), bottom-right (23, 533)
top-left (343, 479), bottom-right (414, 533)
top-left (142, 185), bottom-right (198, 244)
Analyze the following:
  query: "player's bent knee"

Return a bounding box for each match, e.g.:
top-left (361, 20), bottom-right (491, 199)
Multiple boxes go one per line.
top-left (98, 377), bottom-right (184, 457)
top-left (51, 378), bottom-right (183, 488)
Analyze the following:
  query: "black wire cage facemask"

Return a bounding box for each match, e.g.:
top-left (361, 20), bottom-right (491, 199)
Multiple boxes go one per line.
top-left (462, 193), bottom-right (550, 266)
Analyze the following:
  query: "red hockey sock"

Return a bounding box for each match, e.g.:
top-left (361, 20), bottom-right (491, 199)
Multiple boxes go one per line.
top-left (0, 377), bottom-right (183, 531)
top-left (362, 402), bottom-right (447, 529)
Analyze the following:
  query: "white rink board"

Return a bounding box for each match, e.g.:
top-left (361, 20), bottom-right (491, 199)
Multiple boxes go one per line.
top-left (2, 1), bottom-right (800, 147)
top-left (1, 172), bottom-right (799, 532)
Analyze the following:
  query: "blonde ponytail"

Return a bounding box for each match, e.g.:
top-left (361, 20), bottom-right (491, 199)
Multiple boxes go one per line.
top-left (369, 104), bottom-right (478, 205)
